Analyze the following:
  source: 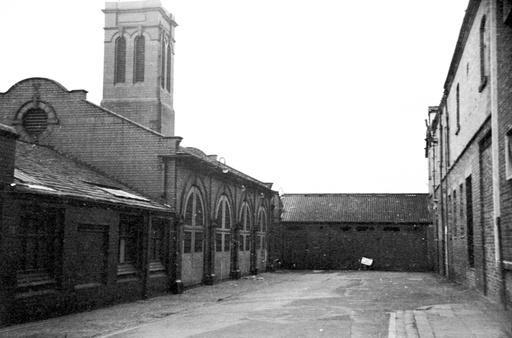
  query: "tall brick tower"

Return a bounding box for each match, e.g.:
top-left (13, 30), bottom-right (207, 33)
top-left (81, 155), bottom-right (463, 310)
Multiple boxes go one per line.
top-left (101, 0), bottom-right (176, 136)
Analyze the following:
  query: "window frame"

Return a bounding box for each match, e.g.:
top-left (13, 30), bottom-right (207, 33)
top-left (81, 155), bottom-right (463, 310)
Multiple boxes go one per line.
top-left (506, 130), bottom-right (512, 180)
top-left (133, 34), bottom-right (145, 83)
top-left (114, 36), bottom-right (126, 84)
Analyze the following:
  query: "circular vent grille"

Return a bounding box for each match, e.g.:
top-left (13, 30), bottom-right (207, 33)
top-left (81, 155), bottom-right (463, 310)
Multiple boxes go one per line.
top-left (22, 108), bottom-right (48, 136)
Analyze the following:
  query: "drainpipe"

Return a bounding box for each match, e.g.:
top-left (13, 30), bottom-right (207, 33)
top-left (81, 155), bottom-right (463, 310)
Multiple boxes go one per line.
top-left (489, 0), bottom-right (506, 308)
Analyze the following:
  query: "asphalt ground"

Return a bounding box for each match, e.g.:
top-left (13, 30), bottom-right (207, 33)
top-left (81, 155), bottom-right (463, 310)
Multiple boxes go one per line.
top-left (0, 271), bottom-right (510, 337)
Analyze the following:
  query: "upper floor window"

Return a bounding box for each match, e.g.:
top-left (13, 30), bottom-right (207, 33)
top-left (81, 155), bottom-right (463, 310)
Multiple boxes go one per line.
top-left (479, 15), bottom-right (488, 92)
top-left (456, 83), bottom-right (461, 134)
top-left (133, 35), bottom-right (145, 83)
top-left (114, 36), bottom-right (126, 84)
top-left (184, 186), bottom-right (204, 227)
top-left (215, 195), bottom-right (232, 229)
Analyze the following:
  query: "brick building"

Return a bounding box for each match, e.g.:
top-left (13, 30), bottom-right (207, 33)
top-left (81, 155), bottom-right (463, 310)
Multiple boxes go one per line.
top-left (426, 0), bottom-right (512, 307)
top-left (0, 0), bottom-right (277, 324)
top-left (279, 194), bottom-right (432, 271)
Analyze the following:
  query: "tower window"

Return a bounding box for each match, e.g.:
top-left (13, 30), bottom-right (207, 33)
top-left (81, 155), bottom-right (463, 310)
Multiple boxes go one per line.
top-left (133, 35), bottom-right (145, 83)
top-left (23, 108), bottom-right (48, 136)
top-left (166, 43), bottom-right (171, 92)
top-left (160, 36), bottom-right (166, 88)
top-left (114, 36), bottom-right (126, 84)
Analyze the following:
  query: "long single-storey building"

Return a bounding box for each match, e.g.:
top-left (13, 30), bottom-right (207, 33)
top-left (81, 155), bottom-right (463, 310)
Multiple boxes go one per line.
top-left (280, 193), bottom-right (432, 271)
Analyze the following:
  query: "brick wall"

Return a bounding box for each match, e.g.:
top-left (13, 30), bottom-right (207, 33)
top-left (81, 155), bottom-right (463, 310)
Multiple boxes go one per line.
top-left (0, 125), bottom-right (17, 186)
top-left (281, 222), bottom-right (431, 271)
top-left (0, 78), bottom-right (180, 207)
top-left (496, 0), bottom-right (512, 307)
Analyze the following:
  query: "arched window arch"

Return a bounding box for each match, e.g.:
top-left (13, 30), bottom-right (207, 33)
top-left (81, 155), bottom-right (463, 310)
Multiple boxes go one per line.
top-left (133, 35), bottom-right (145, 83)
top-left (166, 43), bottom-right (172, 92)
top-left (183, 186), bottom-right (204, 227)
top-left (240, 201), bottom-right (252, 231)
top-left (215, 195), bottom-right (232, 229)
top-left (114, 36), bottom-right (126, 84)
top-left (160, 36), bottom-right (166, 88)
top-left (479, 15), bottom-right (488, 90)
top-left (258, 207), bottom-right (267, 233)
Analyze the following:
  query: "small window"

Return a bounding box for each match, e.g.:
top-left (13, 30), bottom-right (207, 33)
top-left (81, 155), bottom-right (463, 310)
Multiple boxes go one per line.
top-left (356, 226), bottom-right (369, 232)
top-left (150, 218), bottom-right (166, 263)
top-left (194, 231), bottom-right (203, 252)
top-left (119, 214), bottom-right (142, 267)
top-left (506, 131), bottom-right (512, 180)
top-left (183, 231), bottom-right (192, 253)
top-left (17, 207), bottom-right (61, 276)
top-left (341, 226), bottom-right (351, 232)
top-left (383, 227), bottom-right (400, 232)
top-left (23, 108), bottom-right (48, 136)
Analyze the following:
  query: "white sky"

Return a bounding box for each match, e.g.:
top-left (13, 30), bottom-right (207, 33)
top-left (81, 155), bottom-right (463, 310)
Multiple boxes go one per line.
top-left (0, 0), bottom-right (468, 194)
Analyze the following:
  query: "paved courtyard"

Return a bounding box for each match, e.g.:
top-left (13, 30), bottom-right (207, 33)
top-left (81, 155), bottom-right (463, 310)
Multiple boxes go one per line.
top-left (0, 271), bottom-right (510, 337)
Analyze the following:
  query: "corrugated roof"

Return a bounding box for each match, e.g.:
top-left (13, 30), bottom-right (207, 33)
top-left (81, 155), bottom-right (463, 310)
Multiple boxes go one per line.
top-left (281, 193), bottom-right (430, 224)
top-left (13, 141), bottom-right (170, 212)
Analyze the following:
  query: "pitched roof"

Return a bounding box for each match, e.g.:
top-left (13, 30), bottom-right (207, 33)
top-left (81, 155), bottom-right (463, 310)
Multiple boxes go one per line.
top-left (176, 146), bottom-right (273, 190)
top-left (13, 141), bottom-right (170, 212)
top-left (281, 193), bottom-right (430, 224)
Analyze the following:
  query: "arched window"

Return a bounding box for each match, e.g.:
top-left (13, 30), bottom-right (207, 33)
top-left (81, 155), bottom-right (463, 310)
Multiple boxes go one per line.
top-left (479, 15), bottom-right (488, 90)
top-left (133, 35), bottom-right (145, 83)
top-left (166, 43), bottom-right (172, 92)
top-left (238, 201), bottom-right (252, 252)
top-left (240, 202), bottom-right (252, 231)
top-left (160, 36), bottom-right (166, 88)
top-left (258, 207), bottom-right (267, 232)
top-left (183, 186), bottom-right (204, 227)
top-left (114, 36), bottom-right (126, 84)
top-left (216, 195), bottom-right (232, 229)
top-left (215, 195), bottom-right (232, 252)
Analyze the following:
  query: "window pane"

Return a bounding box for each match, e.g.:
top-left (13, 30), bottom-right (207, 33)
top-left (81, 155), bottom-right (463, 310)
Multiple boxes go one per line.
top-left (225, 203), bottom-right (231, 229)
top-left (134, 35), bottom-right (145, 82)
top-left (239, 234), bottom-right (244, 251)
top-left (224, 234), bottom-right (231, 252)
top-left (194, 231), bottom-right (203, 252)
top-left (184, 231), bottom-right (192, 253)
top-left (114, 37), bottom-right (126, 83)
top-left (216, 232), bottom-right (222, 252)
top-left (245, 235), bottom-right (250, 252)
top-left (195, 197), bottom-right (204, 227)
